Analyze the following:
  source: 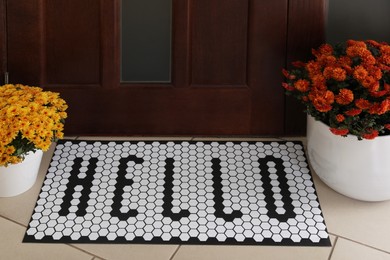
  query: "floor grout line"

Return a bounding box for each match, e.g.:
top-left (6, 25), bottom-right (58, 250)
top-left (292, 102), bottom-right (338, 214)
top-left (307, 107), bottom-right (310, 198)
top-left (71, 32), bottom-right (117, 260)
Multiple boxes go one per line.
top-left (66, 244), bottom-right (104, 259)
top-left (0, 215), bottom-right (101, 259)
top-left (328, 235), bottom-right (339, 260)
top-left (169, 245), bottom-right (182, 260)
top-left (328, 232), bottom-right (390, 255)
top-left (0, 214), bottom-right (28, 228)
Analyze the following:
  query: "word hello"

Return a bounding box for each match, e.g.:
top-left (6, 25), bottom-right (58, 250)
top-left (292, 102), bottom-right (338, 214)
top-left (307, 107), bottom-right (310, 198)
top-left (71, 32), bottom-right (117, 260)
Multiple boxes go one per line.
top-left (59, 155), bottom-right (296, 222)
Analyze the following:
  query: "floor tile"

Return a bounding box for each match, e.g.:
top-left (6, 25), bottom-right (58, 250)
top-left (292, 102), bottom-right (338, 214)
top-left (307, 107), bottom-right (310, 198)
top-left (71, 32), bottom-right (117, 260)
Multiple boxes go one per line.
top-left (312, 173), bottom-right (390, 253)
top-left (0, 217), bottom-right (92, 260)
top-left (331, 238), bottom-right (390, 260)
top-left (172, 235), bottom-right (335, 260)
top-left (72, 244), bottom-right (179, 260)
top-left (0, 142), bottom-right (61, 226)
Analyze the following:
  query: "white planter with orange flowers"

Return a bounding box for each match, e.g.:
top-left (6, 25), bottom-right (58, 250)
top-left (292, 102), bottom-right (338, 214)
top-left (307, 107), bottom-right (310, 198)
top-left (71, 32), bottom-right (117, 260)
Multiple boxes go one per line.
top-left (307, 115), bottom-right (390, 201)
top-left (0, 150), bottom-right (43, 197)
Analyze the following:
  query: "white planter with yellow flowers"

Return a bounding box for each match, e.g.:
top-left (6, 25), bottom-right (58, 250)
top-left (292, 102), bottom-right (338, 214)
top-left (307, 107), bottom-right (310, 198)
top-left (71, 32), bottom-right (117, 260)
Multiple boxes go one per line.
top-left (0, 84), bottom-right (68, 197)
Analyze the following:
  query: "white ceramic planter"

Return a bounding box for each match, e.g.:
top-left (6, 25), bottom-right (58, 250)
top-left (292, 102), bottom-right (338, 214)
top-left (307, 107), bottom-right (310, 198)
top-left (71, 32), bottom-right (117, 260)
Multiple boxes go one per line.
top-left (307, 115), bottom-right (390, 201)
top-left (0, 150), bottom-right (43, 197)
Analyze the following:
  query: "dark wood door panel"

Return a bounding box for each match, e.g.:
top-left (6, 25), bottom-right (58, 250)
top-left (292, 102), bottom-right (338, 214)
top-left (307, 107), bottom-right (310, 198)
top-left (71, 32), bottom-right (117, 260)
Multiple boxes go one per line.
top-left (6, 0), bottom-right (102, 87)
top-left (58, 87), bottom-right (251, 135)
top-left (6, 0), bottom-right (42, 84)
top-left (191, 0), bottom-right (249, 85)
top-left (45, 0), bottom-right (101, 85)
top-left (248, 0), bottom-right (288, 135)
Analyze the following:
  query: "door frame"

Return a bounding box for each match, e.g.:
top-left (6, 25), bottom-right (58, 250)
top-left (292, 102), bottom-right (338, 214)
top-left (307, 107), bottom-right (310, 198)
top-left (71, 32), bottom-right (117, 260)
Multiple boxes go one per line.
top-left (0, 0), bottom-right (6, 85)
top-left (285, 0), bottom-right (328, 135)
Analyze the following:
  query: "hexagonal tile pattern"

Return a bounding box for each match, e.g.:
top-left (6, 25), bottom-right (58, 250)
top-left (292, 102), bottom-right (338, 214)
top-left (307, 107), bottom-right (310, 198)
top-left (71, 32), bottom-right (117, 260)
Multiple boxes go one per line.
top-left (24, 140), bottom-right (330, 246)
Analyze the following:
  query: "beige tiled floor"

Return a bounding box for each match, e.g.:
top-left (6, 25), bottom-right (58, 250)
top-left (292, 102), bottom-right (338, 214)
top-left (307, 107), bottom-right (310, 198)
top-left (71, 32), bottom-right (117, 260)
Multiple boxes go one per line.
top-left (1, 136), bottom-right (390, 260)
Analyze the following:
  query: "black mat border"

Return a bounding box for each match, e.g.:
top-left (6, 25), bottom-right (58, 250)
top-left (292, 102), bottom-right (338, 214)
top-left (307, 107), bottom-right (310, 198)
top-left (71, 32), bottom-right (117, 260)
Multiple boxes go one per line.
top-left (23, 139), bottom-right (331, 247)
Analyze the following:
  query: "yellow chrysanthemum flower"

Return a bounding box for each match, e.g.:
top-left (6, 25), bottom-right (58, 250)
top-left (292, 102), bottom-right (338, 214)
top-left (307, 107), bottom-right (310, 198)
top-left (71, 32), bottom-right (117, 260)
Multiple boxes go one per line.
top-left (0, 84), bottom-right (68, 166)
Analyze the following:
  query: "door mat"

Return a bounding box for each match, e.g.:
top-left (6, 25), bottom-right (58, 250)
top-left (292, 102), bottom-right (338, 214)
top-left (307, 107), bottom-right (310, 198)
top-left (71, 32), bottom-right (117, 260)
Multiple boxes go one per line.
top-left (24, 140), bottom-right (331, 246)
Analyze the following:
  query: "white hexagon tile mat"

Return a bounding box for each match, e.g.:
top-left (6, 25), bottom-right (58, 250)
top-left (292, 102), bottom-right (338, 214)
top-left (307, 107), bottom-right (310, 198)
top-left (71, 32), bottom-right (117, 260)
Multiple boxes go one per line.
top-left (23, 140), bottom-right (331, 246)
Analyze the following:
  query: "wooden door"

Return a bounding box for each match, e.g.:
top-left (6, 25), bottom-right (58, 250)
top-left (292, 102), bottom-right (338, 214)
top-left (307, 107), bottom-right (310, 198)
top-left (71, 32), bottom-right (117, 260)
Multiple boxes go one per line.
top-left (1, 0), bottom-right (326, 136)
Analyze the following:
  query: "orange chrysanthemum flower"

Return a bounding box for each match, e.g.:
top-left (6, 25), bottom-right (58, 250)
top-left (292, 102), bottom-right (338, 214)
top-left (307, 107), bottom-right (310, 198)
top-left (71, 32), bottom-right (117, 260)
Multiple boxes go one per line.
top-left (335, 114), bottom-right (345, 122)
top-left (361, 54), bottom-right (376, 66)
top-left (312, 91), bottom-right (334, 112)
top-left (366, 40), bottom-right (381, 48)
top-left (338, 56), bottom-right (352, 67)
top-left (369, 100), bottom-right (390, 115)
top-left (362, 129), bottom-right (379, 140)
top-left (305, 61), bottom-right (322, 77)
top-left (347, 40), bottom-right (367, 48)
top-left (370, 83), bottom-right (381, 93)
top-left (310, 75), bottom-right (327, 90)
top-left (294, 79), bottom-right (310, 92)
top-left (335, 89), bottom-right (354, 105)
top-left (312, 44), bottom-right (333, 58)
top-left (337, 56), bottom-right (353, 74)
top-left (324, 90), bottom-right (335, 103)
top-left (379, 64), bottom-right (390, 71)
top-left (322, 67), bottom-right (333, 79)
top-left (313, 99), bottom-right (332, 112)
top-left (370, 90), bottom-right (388, 98)
top-left (369, 103), bottom-right (381, 115)
top-left (319, 56), bottom-right (337, 67)
top-left (330, 128), bottom-right (349, 136)
top-left (332, 67), bottom-right (347, 81)
top-left (353, 66), bottom-right (368, 81)
top-left (345, 108), bottom-right (362, 116)
top-left (379, 54), bottom-right (390, 65)
top-left (361, 76), bottom-right (378, 90)
top-left (367, 66), bottom-right (383, 80)
top-left (355, 99), bottom-right (371, 110)
top-left (380, 45), bottom-right (390, 55)
top-left (346, 46), bottom-right (367, 58)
